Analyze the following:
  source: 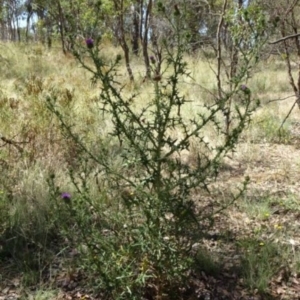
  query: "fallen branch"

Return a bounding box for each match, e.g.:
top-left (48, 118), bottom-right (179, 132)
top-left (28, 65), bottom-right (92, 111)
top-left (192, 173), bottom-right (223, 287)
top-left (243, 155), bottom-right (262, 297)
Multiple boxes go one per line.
top-left (279, 98), bottom-right (298, 130)
top-left (269, 33), bottom-right (300, 45)
top-left (267, 94), bottom-right (295, 103)
top-left (0, 135), bottom-right (24, 153)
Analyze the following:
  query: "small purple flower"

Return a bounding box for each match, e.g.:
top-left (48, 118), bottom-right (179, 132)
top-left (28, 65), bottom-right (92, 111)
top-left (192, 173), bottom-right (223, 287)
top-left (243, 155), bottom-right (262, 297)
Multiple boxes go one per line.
top-left (150, 56), bottom-right (156, 64)
top-left (240, 84), bottom-right (248, 91)
top-left (61, 192), bottom-right (71, 203)
top-left (85, 38), bottom-right (94, 49)
top-left (240, 84), bottom-right (251, 95)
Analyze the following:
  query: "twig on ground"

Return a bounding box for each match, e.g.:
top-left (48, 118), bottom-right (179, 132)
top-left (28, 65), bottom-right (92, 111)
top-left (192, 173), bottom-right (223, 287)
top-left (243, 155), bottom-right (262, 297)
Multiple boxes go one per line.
top-left (269, 32), bottom-right (300, 45)
top-left (0, 135), bottom-right (24, 153)
top-left (267, 95), bottom-right (295, 103)
top-left (279, 99), bottom-right (298, 130)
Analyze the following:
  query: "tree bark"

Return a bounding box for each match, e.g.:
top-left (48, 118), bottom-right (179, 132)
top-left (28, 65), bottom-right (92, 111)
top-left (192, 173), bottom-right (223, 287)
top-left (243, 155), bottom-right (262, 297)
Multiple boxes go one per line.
top-left (114, 0), bottom-right (134, 81)
top-left (142, 0), bottom-right (152, 79)
top-left (56, 0), bottom-right (67, 54)
top-left (131, 2), bottom-right (139, 55)
top-left (25, 0), bottom-right (33, 42)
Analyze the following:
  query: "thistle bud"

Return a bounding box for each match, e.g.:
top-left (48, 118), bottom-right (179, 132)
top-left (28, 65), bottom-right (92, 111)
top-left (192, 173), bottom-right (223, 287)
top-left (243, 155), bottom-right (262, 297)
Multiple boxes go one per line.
top-left (149, 56), bottom-right (156, 64)
top-left (153, 74), bottom-right (162, 82)
top-left (240, 84), bottom-right (251, 95)
top-left (61, 192), bottom-right (71, 204)
top-left (85, 38), bottom-right (94, 49)
top-left (174, 4), bottom-right (180, 16)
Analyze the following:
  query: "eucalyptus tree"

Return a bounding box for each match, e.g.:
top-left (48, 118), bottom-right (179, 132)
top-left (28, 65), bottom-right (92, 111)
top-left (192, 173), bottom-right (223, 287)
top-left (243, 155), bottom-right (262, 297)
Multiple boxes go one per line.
top-left (259, 0), bottom-right (300, 119)
top-left (0, 0), bottom-right (24, 41)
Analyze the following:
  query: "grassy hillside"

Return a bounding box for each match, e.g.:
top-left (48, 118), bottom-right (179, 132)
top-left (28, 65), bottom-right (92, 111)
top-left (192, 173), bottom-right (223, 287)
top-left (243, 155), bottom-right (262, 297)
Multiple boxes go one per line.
top-left (0, 42), bottom-right (300, 299)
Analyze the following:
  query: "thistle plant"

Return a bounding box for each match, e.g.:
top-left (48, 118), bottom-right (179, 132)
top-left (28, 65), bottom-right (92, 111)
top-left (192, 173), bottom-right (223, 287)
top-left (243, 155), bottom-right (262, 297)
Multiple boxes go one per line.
top-left (45, 5), bottom-right (262, 299)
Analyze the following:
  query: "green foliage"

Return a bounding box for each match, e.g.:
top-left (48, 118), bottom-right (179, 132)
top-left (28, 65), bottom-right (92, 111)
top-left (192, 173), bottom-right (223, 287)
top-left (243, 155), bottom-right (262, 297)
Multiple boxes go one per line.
top-left (241, 196), bottom-right (273, 221)
top-left (250, 112), bottom-right (292, 144)
top-left (274, 195), bottom-right (300, 212)
top-left (238, 238), bottom-right (281, 293)
top-left (227, 3), bottom-right (267, 45)
top-left (0, 1), bottom-right (274, 298)
top-left (28, 290), bottom-right (59, 300)
top-left (0, 167), bottom-right (60, 284)
top-left (43, 10), bottom-right (262, 298)
top-left (193, 247), bottom-right (221, 276)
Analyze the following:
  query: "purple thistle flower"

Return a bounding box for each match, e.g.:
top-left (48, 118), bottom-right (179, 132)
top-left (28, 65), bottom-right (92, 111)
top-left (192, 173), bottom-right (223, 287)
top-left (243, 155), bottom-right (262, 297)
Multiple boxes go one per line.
top-left (61, 192), bottom-right (71, 203)
top-left (85, 38), bottom-right (94, 49)
top-left (150, 56), bottom-right (156, 64)
top-left (240, 84), bottom-right (251, 95)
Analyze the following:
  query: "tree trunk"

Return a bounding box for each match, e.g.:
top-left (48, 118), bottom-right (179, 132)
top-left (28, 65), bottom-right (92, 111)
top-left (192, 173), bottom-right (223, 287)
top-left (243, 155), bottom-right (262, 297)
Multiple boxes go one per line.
top-left (56, 0), bottom-right (67, 54)
top-left (25, 1), bottom-right (33, 42)
top-left (139, 0), bottom-right (143, 43)
top-left (131, 3), bottom-right (139, 55)
top-left (114, 0), bottom-right (134, 81)
top-left (142, 0), bottom-right (152, 79)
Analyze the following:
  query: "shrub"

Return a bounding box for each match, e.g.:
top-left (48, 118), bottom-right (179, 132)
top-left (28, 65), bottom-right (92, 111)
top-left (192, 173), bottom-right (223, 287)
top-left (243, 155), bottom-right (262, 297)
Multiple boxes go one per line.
top-left (45, 5), bottom-right (264, 299)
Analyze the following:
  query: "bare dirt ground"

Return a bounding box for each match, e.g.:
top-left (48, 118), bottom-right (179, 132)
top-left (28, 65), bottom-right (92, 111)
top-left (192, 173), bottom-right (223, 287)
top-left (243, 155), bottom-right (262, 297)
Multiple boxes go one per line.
top-left (212, 139), bottom-right (300, 300)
